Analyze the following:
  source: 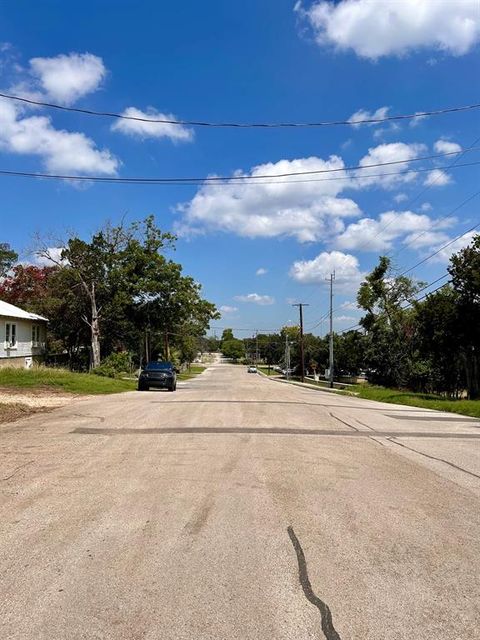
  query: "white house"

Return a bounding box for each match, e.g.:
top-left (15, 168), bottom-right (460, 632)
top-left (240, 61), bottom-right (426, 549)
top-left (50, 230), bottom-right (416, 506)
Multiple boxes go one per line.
top-left (0, 300), bottom-right (48, 368)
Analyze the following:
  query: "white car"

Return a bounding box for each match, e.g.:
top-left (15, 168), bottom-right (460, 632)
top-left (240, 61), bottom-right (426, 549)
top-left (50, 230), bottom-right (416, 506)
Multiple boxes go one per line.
top-left (247, 366), bottom-right (257, 373)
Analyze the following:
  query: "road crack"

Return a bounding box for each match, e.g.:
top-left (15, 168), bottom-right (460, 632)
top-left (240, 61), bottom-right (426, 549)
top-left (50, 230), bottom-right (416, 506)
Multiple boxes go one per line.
top-left (387, 438), bottom-right (480, 480)
top-left (2, 460), bottom-right (34, 481)
top-left (287, 526), bottom-right (342, 640)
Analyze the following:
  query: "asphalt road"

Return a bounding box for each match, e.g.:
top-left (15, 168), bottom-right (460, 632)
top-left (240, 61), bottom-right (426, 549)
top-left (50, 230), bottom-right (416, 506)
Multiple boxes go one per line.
top-left (1, 363), bottom-right (480, 639)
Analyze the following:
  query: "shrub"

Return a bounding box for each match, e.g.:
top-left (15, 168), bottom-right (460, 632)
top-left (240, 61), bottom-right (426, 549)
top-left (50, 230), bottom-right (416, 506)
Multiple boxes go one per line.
top-left (92, 352), bottom-right (131, 378)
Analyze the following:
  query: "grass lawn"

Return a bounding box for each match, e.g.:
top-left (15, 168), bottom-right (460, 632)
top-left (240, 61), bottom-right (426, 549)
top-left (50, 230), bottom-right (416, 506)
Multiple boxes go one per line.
top-left (0, 367), bottom-right (136, 395)
top-left (257, 366), bottom-right (279, 377)
top-left (177, 365), bottom-right (206, 381)
top-left (355, 385), bottom-right (480, 419)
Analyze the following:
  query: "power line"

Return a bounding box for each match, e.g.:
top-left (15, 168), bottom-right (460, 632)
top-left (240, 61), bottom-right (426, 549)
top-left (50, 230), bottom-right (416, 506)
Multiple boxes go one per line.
top-left (390, 134), bottom-right (480, 260)
top-left (1, 91), bottom-right (479, 128)
top-left (1, 157), bottom-right (479, 188)
top-left (414, 273), bottom-right (450, 295)
top-left (392, 189), bottom-right (480, 260)
top-left (337, 274), bottom-right (453, 335)
top-left (398, 218), bottom-right (480, 277)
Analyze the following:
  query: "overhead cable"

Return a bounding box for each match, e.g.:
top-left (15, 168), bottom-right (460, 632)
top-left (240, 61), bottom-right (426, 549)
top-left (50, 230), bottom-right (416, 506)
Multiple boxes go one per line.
top-left (1, 91), bottom-right (479, 128)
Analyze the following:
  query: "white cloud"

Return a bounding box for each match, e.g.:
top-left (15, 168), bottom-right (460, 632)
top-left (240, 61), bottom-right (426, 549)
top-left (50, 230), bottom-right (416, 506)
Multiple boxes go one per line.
top-left (372, 123), bottom-right (401, 140)
top-left (176, 155), bottom-right (360, 242)
top-left (336, 315), bottom-right (356, 322)
top-left (29, 53), bottom-right (106, 105)
top-left (394, 193), bottom-right (408, 203)
top-left (35, 247), bottom-right (66, 266)
top-left (429, 231), bottom-right (477, 263)
top-left (289, 250), bottom-right (364, 291)
top-left (404, 230), bottom-right (450, 249)
top-left (175, 143), bottom-right (437, 243)
top-left (354, 142), bottom-right (426, 189)
top-left (219, 305), bottom-right (238, 314)
top-left (234, 293), bottom-right (275, 306)
top-left (256, 267), bottom-right (268, 276)
top-left (0, 98), bottom-right (118, 175)
top-left (420, 202), bottom-right (432, 212)
top-left (111, 107), bottom-right (194, 143)
top-left (409, 112), bottom-right (429, 128)
top-left (296, 0), bottom-right (480, 59)
top-left (340, 300), bottom-right (359, 311)
top-left (433, 139), bottom-right (462, 155)
top-left (348, 106), bottom-right (389, 127)
top-left (424, 169), bottom-right (452, 187)
top-left (335, 210), bottom-right (453, 252)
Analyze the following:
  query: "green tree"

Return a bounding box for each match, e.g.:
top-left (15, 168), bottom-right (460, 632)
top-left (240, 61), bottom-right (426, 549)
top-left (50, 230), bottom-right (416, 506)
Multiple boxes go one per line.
top-left (448, 234), bottom-right (480, 398)
top-left (335, 330), bottom-right (366, 376)
top-left (37, 216), bottom-right (218, 369)
top-left (357, 256), bottom-right (423, 387)
top-left (0, 242), bottom-right (18, 278)
top-left (222, 338), bottom-right (244, 361)
top-left (414, 285), bottom-right (464, 396)
top-left (221, 328), bottom-right (234, 342)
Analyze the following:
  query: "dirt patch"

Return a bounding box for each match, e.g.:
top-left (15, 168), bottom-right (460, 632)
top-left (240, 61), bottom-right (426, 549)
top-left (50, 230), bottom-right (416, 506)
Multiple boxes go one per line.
top-left (0, 386), bottom-right (85, 425)
top-left (0, 402), bottom-right (54, 424)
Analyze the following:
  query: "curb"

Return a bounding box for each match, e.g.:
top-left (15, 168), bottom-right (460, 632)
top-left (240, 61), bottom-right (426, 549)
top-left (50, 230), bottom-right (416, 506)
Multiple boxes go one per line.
top-left (256, 369), bottom-right (352, 395)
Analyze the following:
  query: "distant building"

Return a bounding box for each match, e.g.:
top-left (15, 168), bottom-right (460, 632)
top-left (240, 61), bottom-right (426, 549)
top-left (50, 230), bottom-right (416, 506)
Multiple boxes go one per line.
top-left (0, 300), bottom-right (48, 368)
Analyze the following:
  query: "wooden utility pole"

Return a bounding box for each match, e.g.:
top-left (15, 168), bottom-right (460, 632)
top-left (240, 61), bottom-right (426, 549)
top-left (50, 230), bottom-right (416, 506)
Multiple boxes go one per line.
top-left (292, 303), bottom-right (309, 383)
top-left (328, 272), bottom-right (335, 388)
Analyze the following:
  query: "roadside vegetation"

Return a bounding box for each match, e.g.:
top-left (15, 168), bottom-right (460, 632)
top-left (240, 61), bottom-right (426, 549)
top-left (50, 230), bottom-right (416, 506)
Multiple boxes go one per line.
top-left (0, 367), bottom-right (136, 395)
top-left (354, 386), bottom-right (480, 419)
top-left (257, 366), bottom-right (278, 376)
top-left (0, 218), bottom-right (219, 374)
top-left (220, 235), bottom-right (480, 417)
top-left (177, 365), bottom-right (206, 381)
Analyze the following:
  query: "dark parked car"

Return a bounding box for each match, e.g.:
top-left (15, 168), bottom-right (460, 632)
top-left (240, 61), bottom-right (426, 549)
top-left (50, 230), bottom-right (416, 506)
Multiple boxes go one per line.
top-left (138, 361), bottom-right (177, 392)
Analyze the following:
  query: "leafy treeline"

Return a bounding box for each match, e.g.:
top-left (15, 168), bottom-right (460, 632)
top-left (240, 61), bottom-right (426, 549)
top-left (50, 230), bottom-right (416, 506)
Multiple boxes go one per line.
top-left (0, 217), bottom-right (219, 370)
top-left (220, 235), bottom-right (480, 400)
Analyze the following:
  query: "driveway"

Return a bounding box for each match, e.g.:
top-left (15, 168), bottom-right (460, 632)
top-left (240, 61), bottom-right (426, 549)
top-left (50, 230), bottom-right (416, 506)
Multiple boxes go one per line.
top-left (1, 363), bottom-right (479, 639)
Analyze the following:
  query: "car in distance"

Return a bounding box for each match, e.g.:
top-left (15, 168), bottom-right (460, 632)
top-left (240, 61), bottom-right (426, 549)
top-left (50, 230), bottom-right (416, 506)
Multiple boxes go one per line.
top-left (138, 361), bottom-right (177, 391)
top-left (247, 365), bottom-right (257, 373)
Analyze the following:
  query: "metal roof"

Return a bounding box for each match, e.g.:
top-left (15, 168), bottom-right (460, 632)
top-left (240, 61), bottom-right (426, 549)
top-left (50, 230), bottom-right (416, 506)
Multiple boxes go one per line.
top-left (0, 300), bottom-right (48, 322)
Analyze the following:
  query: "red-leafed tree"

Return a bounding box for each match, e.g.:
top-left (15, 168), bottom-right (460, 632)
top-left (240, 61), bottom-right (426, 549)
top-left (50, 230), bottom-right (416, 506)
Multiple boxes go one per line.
top-left (0, 264), bottom-right (57, 311)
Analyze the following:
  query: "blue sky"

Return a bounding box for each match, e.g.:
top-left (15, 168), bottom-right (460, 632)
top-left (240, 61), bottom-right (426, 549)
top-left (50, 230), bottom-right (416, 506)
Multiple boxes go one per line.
top-left (1, 0), bottom-right (479, 337)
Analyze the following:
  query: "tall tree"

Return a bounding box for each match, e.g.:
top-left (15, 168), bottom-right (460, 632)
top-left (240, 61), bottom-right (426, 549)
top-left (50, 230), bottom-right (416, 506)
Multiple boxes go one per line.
top-left (37, 216), bottom-right (218, 369)
top-left (415, 286), bottom-right (464, 396)
top-left (448, 234), bottom-right (480, 398)
top-left (0, 242), bottom-right (18, 278)
top-left (357, 256), bottom-right (423, 387)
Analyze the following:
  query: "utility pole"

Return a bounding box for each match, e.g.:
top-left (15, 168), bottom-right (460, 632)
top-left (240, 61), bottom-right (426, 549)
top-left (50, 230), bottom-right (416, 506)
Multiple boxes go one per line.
top-left (328, 272), bottom-right (335, 388)
top-left (285, 333), bottom-right (291, 380)
top-left (255, 331), bottom-right (259, 366)
top-left (292, 303), bottom-right (309, 383)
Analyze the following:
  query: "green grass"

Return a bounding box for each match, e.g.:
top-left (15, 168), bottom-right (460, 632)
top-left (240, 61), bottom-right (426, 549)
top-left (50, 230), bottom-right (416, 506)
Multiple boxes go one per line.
top-left (0, 367), bottom-right (136, 395)
top-left (257, 366), bottom-right (279, 377)
top-left (177, 365), bottom-right (206, 381)
top-left (355, 385), bottom-right (480, 419)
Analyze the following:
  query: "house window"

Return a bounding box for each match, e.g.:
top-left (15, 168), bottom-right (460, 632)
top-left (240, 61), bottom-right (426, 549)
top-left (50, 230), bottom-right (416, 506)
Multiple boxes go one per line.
top-left (5, 322), bottom-right (17, 348)
top-left (32, 324), bottom-right (41, 345)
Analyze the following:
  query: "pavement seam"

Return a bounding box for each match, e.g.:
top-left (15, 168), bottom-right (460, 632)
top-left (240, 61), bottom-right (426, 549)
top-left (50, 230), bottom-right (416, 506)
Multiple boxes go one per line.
top-left (72, 426), bottom-right (480, 439)
top-left (287, 526), bottom-right (342, 640)
top-left (387, 437), bottom-right (480, 480)
top-left (328, 412), bottom-right (359, 432)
